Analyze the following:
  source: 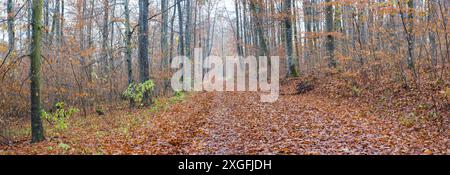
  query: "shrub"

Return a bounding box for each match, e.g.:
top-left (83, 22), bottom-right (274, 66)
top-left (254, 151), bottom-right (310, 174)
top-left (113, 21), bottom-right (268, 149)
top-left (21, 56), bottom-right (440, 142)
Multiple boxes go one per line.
top-left (123, 80), bottom-right (155, 106)
top-left (41, 102), bottom-right (79, 131)
top-left (170, 91), bottom-right (186, 104)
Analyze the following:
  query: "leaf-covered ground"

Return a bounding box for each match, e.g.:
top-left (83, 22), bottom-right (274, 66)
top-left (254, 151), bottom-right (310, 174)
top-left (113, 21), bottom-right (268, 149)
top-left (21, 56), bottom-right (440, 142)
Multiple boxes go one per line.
top-left (1, 77), bottom-right (448, 155)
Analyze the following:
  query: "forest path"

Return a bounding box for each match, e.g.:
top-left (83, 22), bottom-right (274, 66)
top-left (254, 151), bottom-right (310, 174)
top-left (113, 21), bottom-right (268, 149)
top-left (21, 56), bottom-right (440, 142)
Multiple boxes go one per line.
top-left (2, 82), bottom-right (447, 155)
top-left (169, 90), bottom-right (446, 155)
top-left (178, 92), bottom-right (381, 155)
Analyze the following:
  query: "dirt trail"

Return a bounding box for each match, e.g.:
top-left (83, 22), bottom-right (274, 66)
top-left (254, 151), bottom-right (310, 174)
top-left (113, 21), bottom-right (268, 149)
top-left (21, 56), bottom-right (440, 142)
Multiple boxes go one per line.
top-left (171, 91), bottom-right (447, 155)
top-left (2, 88), bottom-right (447, 155)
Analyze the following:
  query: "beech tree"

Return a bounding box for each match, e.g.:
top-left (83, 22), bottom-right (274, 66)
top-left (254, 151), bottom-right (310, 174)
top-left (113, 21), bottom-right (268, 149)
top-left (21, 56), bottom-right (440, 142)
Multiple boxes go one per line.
top-left (284, 0), bottom-right (297, 77)
top-left (7, 0), bottom-right (14, 53)
top-left (249, 0), bottom-right (269, 57)
top-left (161, 0), bottom-right (170, 69)
top-left (325, 0), bottom-right (336, 68)
top-left (125, 0), bottom-right (133, 89)
top-left (30, 0), bottom-right (45, 143)
top-left (138, 0), bottom-right (151, 104)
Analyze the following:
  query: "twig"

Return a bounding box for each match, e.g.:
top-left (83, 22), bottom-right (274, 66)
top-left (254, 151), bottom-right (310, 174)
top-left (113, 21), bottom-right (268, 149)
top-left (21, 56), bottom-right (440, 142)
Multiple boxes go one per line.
top-left (0, 0), bottom-right (30, 70)
top-left (0, 0), bottom-right (28, 23)
top-left (0, 55), bottom-right (29, 82)
top-left (130, 0), bottom-right (184, 35)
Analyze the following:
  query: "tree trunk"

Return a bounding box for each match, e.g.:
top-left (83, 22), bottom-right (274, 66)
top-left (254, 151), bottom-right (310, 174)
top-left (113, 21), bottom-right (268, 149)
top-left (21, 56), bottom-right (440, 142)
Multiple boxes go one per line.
top-left (44, 0), bottom-right (49, 36)
top-left (78, 0), bottom-right (87, 117)
top-left (61, 0), bottom-right (64, 42)
top-left (235, 0), bottom-right (244, 56)
top-left (87, 0), bottom-right (94, 82)
top-left (53, 0), bottom-right (61, 44)
top-left (110, 0), bottom-right (116, 69)
top-left (138, 0), bottom-right (151, 103)
top-left (169, 0), bottom-right (177, 61)
top-left (427, 0), bottom-right (437, 68)
top-left (250, 0), bottom-right (269, 57)
top-left (61, 0), bottom-right (64, 44)
top-left (399, 0), bottom-right (416, 72)
top-left (284, 0), bottom-right (297, 77)
top-left (177, 0), bottom-right (185, 56)
top-left (406, 0), bottom-right (415, 71)
top-left (101, 0), bottom-right (110, 75)
top-left (85, 0), bottom-right (95, 110)
top-left (242, 0), bottom-right (249, 56)
top-left (124, 0), bottom-right (134, 107)
top-left (7, 0), bottom-right (15, 53)
top-left (185, 0), bottom-right (192, 57)
top-left (27, 0), bottom-right (32, 50)
top-left (303, 0), bottom-right (312, 71)
top-left (109, 0), bottom-right (116, 101)
top-left (31, 0), bottom-right (45, 143)
top-left (325, 0), bottom-right (337, 68)
top-left (161, 0), bottom-right (169, 69)
top-left (292, 0), bottom-right (301, 68)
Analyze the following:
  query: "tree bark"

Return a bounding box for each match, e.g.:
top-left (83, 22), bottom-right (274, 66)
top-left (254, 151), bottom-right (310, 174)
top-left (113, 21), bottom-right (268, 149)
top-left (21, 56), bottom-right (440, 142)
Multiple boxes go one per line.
top-left (44, 0), bottom-right (49, 36)
top-left (169, 0), bottom-right (177, 61)
top-left (325, 0), bottom-right (337, 68)
top-left (235, 0), bottom-right (244, 56)
top-left (427, 0), bottom-right (437, 68)
top-left (284, 0), bottom-right (297, 77)
top-left (177, 0), bottom-right (185, 56)
top-left (31, 0), bottom-right (45, 143)
top-left (138, 0), bottom-right (151, 103)
top-left (161, 0), bottom-right (170, 69)
top-left (101, 0), bottom-right (110, 75)
top-left (398, 0), bottom-right (416, 72)
top-left (250, 0), bottom-right (269, 57)
top-left (124, 0), bottom-right (134, 107)
top-left (185, 0), bottom-right (192, 57)
top-left (7, 0), bottom-right (15, 53)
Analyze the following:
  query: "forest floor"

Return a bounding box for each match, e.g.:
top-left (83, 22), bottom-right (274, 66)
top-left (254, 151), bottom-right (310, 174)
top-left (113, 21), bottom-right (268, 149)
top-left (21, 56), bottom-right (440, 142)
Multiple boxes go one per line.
top-left (1, 75), bottom-right (448, 155)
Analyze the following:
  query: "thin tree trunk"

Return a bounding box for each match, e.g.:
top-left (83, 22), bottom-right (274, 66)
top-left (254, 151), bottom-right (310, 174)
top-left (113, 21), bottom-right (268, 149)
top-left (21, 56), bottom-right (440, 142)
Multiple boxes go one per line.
top-left (427, 0), bottom-right (437, 69)
top-left (398, 0), bottom-right (416, 73)
top-left (303, 0), bottom-right (312, 71)
top-left (185, 0), bottom-right (192, 57)
top-left (325, 0), bottom-right (337, 68)
top-left (110, 0), bottom-right (116, 69)
top-left (177, 0), bottom-right (185, 56)
top-left (124, 0), bottom-right (134, 107)
top-left (292, 0), bottom-right (301, 68)
top-left (250, 0), bottom-right (269, 57)
top-left (169, 0), bottom-right (177, 61)
top-left (86, 0), bottom-right (95, 110)
top-left (61, 0), bottom-right (64, 44)
top-left (235, 0), bottom-right (244, 56)
top-left (161, 0), bottom-right (169, 69)
top-left (101, 0), bottom-right (110, 75)
top-left (109, 0), bottom-right (116, 101)
top-left (44, 0), bottom-right (49, 36)
top-left (78, 0), bottom-right (87, 117)
top-left (7, 0), bottom-right (15, 53)
top-left (242, 0), bottom-right (249, 56)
